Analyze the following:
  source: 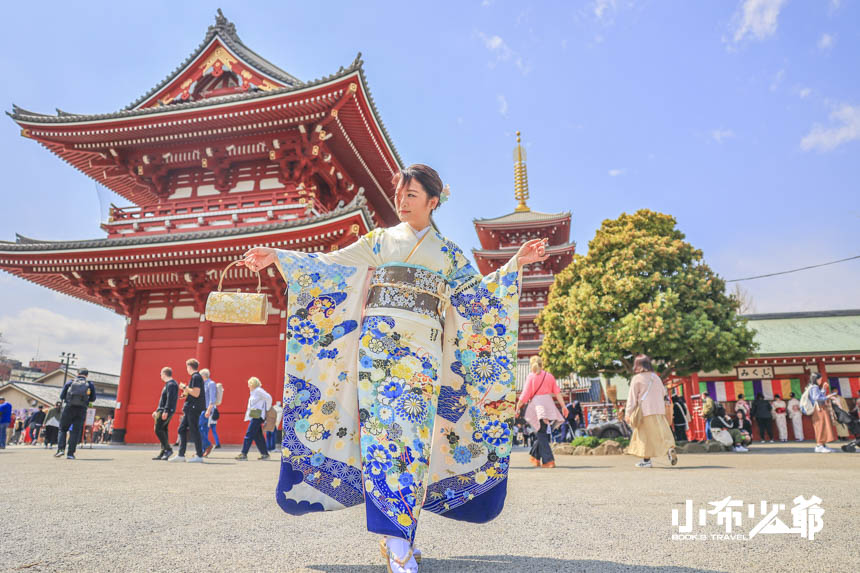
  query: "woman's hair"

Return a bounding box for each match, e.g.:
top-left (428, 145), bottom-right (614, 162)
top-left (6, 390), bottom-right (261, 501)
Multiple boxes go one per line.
top-left (529, 355), bottom-right (543, 374)
top-left (392, 164), bottom-right (443, 206)
top-left (248, 376), bottom-right (261, 389)
top-left (632, 354), bottom-right (653, 374)
top-left (737, 393), bottom-right (744, 399)
top-left (755, 393), bottom-right (764, 400)
top-left (737, 409), bottom-right (746, 419)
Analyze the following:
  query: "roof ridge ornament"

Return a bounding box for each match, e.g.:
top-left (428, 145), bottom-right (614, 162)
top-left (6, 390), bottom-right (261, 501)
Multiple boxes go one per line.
top-left (513, 131), bottom-right (530, 213)
top-left (211, 8), bottom-right (238, 39)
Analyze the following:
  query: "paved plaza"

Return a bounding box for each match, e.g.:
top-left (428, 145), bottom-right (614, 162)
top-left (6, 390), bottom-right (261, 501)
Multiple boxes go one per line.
top-left (2, 443), bottom-right (858, 572)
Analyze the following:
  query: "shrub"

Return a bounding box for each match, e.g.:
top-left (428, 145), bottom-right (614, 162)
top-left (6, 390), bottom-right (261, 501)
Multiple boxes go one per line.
top-left (570, 436), bottom-right (601, 449)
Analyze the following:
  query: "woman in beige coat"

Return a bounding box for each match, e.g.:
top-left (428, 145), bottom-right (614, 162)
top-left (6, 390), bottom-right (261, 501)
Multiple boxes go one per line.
top-left (625, 355), bottom-right (677, 468)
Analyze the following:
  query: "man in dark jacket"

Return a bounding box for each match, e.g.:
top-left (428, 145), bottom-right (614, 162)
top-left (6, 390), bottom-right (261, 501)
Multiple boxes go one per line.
top-left (29, 405), bottom-right (46, 445)
top-left (153, 367), bottom-right (179, 460)
top-left (55, 369), bottom-right (96, 460)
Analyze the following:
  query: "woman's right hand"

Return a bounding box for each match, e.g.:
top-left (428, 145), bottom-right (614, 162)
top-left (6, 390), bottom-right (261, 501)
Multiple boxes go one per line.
top-left (242, 247), bottom-right (276, 272)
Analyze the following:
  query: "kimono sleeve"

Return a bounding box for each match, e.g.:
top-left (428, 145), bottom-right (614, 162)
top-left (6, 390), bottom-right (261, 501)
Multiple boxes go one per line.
top-left (424, 240), bottom-right (521, 523)
top-left (271, 239), bottom-right (374, 516)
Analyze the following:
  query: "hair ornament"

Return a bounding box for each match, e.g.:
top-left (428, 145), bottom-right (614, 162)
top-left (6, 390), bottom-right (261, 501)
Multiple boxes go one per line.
top-left (439, 184), bottom-right (451, 205)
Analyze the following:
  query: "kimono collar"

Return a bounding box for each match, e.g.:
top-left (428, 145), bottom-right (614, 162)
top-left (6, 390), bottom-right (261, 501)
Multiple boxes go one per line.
top-left (405, 222), bottom-right (432, 239)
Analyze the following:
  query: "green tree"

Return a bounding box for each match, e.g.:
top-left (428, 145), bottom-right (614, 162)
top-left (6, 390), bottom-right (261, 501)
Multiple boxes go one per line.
top-left (536, 209), bottom-right (757, 379)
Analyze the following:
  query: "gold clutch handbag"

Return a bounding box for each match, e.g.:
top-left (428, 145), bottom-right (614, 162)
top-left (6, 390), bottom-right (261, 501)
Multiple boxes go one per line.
top-left (204, 260), bottom-right (269, 325)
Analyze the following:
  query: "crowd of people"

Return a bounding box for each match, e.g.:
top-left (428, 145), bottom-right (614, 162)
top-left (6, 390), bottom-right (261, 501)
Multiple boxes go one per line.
top-left (151, 359), bottom-right (283, 463)
top-left (696, 374), bottom-right (860, 453)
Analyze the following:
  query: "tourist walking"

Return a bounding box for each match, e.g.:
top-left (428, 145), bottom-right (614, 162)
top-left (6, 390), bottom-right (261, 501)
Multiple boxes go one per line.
top-left (28, 406), bottom-right (46, 445)
top-left (625, 355), bottom-right (677, 468)
top-left (808, 374), bottom-right (838, 453)
top-left (152, 367), bottom-right (179, 460)
top-left (751, 394), bottom-right (774, 443)
top-left (833, 392), bottom-right (852, 440)
top-left (0, 397), bottom-right (11, 449)
top-left (55, 369), bottom-right (96, 460)
top-left (787, 392), bottom-right (804, 441)
top-left (199, 368), bottom-right (218, 457)
top-left (169, 359), bottom-right (206, 463)
top-left (263, 399), bottom-right (278, 451)
top-left (671, 393), bottom-right (689, 442)
top-left (515, 355), bottom-right (566, 468)
top-left (42, 402), bottom-right (62, 449)
top-left (241, 163), bottom-right (546, 573)
top-left (772, 394), bottom-right (788, 442)
top-left (235, 377), bottom-right (271, 461)
top-left (266, 400), bottom-right (283, 451)
top-left (12, 415), bottom-right (24, 445)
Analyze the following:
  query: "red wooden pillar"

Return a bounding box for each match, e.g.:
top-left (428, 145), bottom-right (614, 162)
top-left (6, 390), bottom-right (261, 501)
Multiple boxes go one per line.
top-left (687, 373), bottom-right (706, 441)
top-left (817, 360), bottom-right (829, 385)
top-left (682, 376), bottom-right (695, 441)
top-left (112, 309), bottom-right (139, 443)
top-left (197, 315), bottom-right (213, 368)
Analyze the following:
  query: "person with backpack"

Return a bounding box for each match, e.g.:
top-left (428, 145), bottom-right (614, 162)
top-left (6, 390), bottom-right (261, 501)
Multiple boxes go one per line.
top-left (55, 368), bottom-right (96, 460)
top-left (208, 382), bottom-right (223, 450)
top-left (199, 368), bottom-right (218, 457)
top-left (671, 393), bottom-right (690, 442)
top-left (805, 373), bottom-right (838, 453)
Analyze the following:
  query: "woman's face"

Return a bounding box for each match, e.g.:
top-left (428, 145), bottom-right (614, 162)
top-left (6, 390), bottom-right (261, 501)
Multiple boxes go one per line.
top-left (395, 178), bottom-right (437, 229)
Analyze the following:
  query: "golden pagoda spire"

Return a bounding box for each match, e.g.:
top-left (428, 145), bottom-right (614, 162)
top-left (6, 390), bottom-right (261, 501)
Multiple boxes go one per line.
top-left (513, 131), bottom-right (530, 212)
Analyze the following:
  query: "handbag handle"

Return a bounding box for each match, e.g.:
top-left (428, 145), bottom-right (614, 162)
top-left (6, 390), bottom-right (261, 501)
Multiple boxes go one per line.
top-left (217, 260), bottom-right (262, 294)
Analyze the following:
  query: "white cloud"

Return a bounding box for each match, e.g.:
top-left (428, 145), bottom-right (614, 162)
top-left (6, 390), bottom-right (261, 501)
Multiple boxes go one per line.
top-left (730, 0), bottom-right (787, 44)
top-left (593, 0), bottom-right (617, 21)
top-left (477, 32), bottom-right (529, 74)
top-left (798, 87), bottom-right (812, 99)
top-left (608, 168), bottom-right (626, 177)
top-left (801, 103), bottom-right (860, 152)
top-left (711, 128), bottom-right (736, 143)
top-left (0, 307), bottom-right (125, 373)
top-left (497, 94), bottom-right (509, 117)
top-left (818, 33), bottom-right (835, 51)
top-left (481, 0), bottom-right (493, 6)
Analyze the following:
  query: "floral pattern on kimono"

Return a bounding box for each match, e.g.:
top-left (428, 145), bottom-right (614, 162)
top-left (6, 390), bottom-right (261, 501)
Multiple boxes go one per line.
top-left (273, 223), bottom-right (520, 541)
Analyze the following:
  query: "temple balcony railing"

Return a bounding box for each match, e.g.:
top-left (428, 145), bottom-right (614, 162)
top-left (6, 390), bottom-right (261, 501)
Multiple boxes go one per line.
top-left (101, 190), bottom-right (327, 237)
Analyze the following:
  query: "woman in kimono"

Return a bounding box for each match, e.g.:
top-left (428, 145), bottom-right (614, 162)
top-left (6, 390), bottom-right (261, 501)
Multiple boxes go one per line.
top-left (242, 164), bottom-right (547, 573)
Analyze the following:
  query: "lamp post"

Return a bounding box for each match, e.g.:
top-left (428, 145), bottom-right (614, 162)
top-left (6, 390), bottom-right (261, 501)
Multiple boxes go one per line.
top-left (60, 352), bottom-right (77, 386)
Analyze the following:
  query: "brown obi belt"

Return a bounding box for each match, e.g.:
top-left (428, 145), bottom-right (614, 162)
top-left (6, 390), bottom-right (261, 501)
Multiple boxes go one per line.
top-left (366, 264), bottom-right (449, 323)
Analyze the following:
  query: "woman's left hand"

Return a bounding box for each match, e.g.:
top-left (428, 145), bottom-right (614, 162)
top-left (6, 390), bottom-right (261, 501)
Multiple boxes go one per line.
top-left (515, 238), bottom-right (549, 268)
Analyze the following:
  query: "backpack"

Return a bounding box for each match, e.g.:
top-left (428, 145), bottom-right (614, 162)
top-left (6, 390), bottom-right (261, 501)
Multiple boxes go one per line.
top-left (67, 378), bottom-right (90, 407)
top-left (799, 385), bottom-right (815, 416)
top-left (215, 383), bottom-right (224, 406)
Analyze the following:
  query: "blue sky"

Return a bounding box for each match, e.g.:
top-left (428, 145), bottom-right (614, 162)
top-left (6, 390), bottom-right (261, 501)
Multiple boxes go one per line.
top-left (1, 0), bottom-right (858, 372)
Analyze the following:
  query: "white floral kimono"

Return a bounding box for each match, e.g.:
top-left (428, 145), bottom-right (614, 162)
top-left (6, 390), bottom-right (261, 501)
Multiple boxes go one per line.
top-left (273, 222), bottom-right (520, 542)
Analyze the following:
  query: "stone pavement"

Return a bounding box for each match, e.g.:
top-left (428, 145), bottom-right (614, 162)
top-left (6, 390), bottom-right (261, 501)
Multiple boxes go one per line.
top-left (2, 442), bottom-right (858, 572)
